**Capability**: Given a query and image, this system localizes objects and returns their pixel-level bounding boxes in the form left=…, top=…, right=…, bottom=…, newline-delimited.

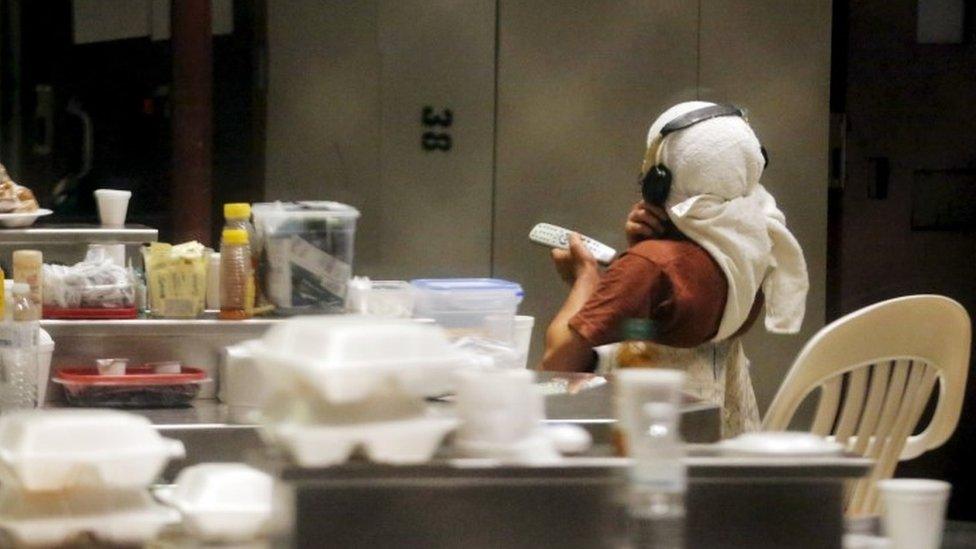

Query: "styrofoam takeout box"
left=271, top=415, right=459, bottom=467
left=164, top=463, right=274, bottom=543
left=251, top=316, right=473, bottom=404
left=0, top=487, right=179, bottom=546
left=0, top=410, right=185, bottom=491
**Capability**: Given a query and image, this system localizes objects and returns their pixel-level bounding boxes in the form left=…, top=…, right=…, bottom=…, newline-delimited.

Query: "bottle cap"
left=620, top=318, right=657, bottom=341
left=224, top=203, right=251, bottom=220
left=221, top=229, right=249, bottom=245
left=12, top=283, right=30, bottom=295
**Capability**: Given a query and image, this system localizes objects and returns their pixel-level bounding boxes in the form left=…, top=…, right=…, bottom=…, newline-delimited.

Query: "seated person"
left=541, top=101, right=809, bottom=437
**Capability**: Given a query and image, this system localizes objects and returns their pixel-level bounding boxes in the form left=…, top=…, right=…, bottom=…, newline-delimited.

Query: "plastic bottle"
left=617, top=370, right=686, bottom=549
left=12, top=250, right=42, bottom=320
left=219, top=229, right=253, bottom=320
left=613, top=318, right=665, bottom=456
left=616, top=318, right=664, bottom=369
left=224, top=203, right=263, bottom=307
left=0, top=283, right=38, bottom=412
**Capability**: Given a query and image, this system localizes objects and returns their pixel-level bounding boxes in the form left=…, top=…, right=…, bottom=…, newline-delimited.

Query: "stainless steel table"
left=0, top=223, right=157, bottom=269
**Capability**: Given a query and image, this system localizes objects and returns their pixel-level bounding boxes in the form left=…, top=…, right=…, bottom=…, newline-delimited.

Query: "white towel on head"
left=646, top=101, right=809, bottom=340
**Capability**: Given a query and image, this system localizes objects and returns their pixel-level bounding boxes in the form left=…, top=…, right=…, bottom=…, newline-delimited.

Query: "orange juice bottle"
left=613, top=318, right=663, bottom=455
left=616, top=318, right=663, bottom=368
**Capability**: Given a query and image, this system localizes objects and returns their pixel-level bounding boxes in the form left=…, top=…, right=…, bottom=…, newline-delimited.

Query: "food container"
left=162, top=463, right=274, bottom=543
left=250, top=316, right=472, bottom=405
left=411, top=278, right=524, bottom=343
left=252, top=201, right=359, bottom=315
left=271, top=415, right=458, bottom=467
left=0, top=410, right=185, bottom=491
left=0, top=487, right=179, bottom=546
left=54, top=366, right=208, bottom=408
left=43, top=282, right=137, bottom=319
left=144, top=242, right=209, bottom=318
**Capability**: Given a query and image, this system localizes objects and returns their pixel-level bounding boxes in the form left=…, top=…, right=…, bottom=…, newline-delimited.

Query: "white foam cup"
left=94, top=189, right=132, bottom=228
left=878, top=478, right=950, bottom=549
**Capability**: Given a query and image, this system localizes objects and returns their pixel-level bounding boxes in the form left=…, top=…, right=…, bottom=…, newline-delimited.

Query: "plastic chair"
left=763, top=295, right=970, bottom=516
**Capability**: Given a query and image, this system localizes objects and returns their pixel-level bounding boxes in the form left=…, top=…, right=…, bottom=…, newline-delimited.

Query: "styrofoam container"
left=251, top=316, right=473, bottom=404
left=166, top=463, right=273, bottom=543
left=0, top=410, right=185, bottom=491
left=271, top=415, right=459, bottom=467
left=0, top=487, right=179, bottom=546
left=411, top=278, right=523, bottom=343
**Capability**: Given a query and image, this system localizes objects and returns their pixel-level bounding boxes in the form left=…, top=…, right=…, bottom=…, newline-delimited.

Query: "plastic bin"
left=410, top=278, right=524, bottom=343
left=252, top=201, right=360, bottom=315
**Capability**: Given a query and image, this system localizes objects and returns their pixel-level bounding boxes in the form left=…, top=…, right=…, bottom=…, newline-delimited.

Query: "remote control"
left=529, top=223, right=617, bottom=265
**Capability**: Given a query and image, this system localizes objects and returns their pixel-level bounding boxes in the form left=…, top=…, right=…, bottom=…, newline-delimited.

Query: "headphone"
left=639, top=104, right=769, bottom=206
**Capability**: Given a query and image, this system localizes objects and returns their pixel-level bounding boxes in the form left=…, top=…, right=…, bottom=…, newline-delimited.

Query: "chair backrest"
left=763, top=295, right=970, bottom=516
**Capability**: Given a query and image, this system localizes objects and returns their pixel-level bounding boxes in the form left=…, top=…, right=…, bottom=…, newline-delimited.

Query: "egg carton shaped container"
left=0, top=410, right=185, bottom=492
left=251, top=316, right=474, bottom=405
left=270, top=414, right=459, bottom=468
left=162, top=463, right=274, bottom=543
left=0, top=487, right=179, bottom=547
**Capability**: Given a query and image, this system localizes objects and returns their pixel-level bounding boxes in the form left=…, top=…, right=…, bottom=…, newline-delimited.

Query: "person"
left=541, top=101, right=809, bottom=437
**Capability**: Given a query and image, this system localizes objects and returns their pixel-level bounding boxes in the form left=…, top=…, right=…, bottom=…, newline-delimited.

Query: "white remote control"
left=529, top=223, right=617, bottom=265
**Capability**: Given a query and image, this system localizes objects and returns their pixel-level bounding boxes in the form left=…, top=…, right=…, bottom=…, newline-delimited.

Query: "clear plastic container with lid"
left=252, top=201, right=359, bottom=314
left=410, top=278, right=524, bottom=343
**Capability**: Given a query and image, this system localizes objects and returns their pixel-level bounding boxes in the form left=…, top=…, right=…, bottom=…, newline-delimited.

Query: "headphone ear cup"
left=641, top=165, right=672, bottom=206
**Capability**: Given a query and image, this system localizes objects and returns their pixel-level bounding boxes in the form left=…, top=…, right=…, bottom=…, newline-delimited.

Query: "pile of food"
left=0, top=164, right=38, bottom=213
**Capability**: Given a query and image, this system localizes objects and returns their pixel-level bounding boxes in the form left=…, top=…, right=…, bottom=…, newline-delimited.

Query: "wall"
left=838, top=0, right=976, bottom=519
left=265, top=1, right=833, bottom=412
left=700, top=0, right=832, bottom=411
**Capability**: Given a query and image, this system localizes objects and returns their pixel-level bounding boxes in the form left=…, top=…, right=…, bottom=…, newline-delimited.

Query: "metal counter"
left=0, top=223, right=157, bottom=269
left=267, top=455, right=871, bottom=549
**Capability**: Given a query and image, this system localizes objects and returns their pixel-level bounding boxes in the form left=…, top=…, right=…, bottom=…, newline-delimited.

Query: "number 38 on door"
left=421, top=106, right=453, bottom=152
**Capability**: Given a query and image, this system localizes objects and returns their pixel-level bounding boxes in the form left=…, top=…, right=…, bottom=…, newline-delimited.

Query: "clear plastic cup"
left=94, top=189, right=132, bottom=228
left=878, top=478, right=950, bottom=549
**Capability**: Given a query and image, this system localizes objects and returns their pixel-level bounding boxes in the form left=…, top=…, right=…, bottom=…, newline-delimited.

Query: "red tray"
left=43, top=306, right=138, bottom=320
left=55, top=366, right=207, bottom=385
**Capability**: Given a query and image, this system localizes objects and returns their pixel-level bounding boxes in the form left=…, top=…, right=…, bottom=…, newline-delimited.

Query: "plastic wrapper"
left=144, top=241, right=209, bottom=318
left=42, top=248, right=134, bottom=310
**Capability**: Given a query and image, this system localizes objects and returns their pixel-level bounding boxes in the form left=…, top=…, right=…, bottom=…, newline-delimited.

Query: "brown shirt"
left=569, top=238, right=762, bottom=348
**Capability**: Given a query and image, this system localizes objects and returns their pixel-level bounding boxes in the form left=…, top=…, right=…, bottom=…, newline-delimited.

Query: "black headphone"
left=639, top=104, right=769, bottom=206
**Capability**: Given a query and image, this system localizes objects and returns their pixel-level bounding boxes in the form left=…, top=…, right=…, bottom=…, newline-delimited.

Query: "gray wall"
left=265, top=0, right=832, bottom=412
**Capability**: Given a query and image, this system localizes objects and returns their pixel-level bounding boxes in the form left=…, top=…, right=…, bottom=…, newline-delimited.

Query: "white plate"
left=0, top=209, right=52, bottom=228
left=719, top=431, right=844, bottom=457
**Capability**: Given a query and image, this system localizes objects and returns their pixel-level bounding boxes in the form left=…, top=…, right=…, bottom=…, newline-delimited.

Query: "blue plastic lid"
left=410, top=278, right=524, bottom=298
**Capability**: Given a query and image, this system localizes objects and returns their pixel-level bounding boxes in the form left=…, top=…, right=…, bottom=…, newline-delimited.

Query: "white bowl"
left=0, top=209, right=52, bottom=228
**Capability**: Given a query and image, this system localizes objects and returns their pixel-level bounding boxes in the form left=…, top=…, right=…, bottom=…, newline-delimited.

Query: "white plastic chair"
left=763, top=295, right=970, bottom=516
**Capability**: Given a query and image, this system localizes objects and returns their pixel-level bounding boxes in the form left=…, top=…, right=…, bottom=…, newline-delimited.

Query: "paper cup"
left=94, top=189, right=132, bottom=228
left=95, top=358, right=128, bottom=376
left=879, top=478, right=950, bottom=549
